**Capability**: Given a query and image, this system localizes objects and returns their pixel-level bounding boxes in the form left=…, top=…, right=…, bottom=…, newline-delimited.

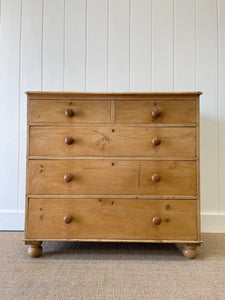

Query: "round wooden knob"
left=65, top=136, right=73, bottom=145
left=152, top=137, right=161, bottom=146
left=64, top=174, right=73, bottom=182
left=152, top=174, right=160, bottom=183
left=65, top=108, right=74, bottom=117
left=152, top=216, right=161, bottom=225
left=64, top=215, right=73, bottom=224
left=152, top=108, right=161, bottom=119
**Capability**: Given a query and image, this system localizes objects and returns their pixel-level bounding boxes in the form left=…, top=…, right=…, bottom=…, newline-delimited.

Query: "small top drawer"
left=115, top=100, right=196, bottom=124
left=29, top=100, right=111, bottom=123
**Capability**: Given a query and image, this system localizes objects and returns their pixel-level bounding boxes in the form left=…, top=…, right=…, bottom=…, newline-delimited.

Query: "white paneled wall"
left=0, top=0, right=225, bottom=232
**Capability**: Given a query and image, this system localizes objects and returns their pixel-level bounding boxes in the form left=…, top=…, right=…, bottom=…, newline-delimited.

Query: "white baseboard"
left=0, top=211, right=225, bottom=233
left=201, top=213, right=225, bottom=233
left=0, top=211, right=25, bottom=230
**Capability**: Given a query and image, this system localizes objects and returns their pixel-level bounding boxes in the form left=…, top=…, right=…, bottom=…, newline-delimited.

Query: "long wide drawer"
left=28, top=160, right=196, bottom=196
left=27, top=199, right=197, bottom=240
left=29, top=127, right=196, bottom=157
left=30, top=100, right=111, bottom=123
left=116, top=100, right=196, bottom=124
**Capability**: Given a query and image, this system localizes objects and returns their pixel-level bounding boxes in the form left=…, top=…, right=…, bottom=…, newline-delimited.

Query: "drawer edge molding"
left=24, top=238, right=202, bottom=244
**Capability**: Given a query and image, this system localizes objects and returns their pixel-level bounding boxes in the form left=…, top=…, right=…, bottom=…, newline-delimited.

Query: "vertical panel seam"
left=41, top=0, right=44, bottom=91
left=150, top=0, right=152, bottom=91
left=17, top=0, right=23, bottom=211
left=108, top=0, right=111, bottom=91
left=195, top=0, right=197, bottom=91
left=0, top=0, right=1, bottom=25
left=107, top=0, right=109, bottom=92
left=63, top=0, right=65, bottom=91
left=173, top=0, right=175, bottom=91
left=129, top=0, right=131, bottom=92
left=151, top=0, right=153, bottom=91
left=217, top=0, right=220, bottom=213
left=85, top=0, right=87, bottom=91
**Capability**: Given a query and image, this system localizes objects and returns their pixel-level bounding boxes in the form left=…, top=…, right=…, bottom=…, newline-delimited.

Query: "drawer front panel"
left=116, top=100, right=196, bottom=124
left=30, top=100, right=111, bottom=123
left=29, top=160, right=196, bottom=196
left=28, top=199, right=197, bottom=240
left=30, top=127, right=196, bottom=157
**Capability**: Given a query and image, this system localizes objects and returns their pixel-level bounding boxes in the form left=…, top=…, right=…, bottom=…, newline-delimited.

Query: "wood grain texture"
left=196, top=96, right=201, bottom=240
left=27, top=195, right=197, bottom=200
left=24, top=238, right=202, bottom=243
left=30, top=100, right=111, bottom=123
left=24, top=92, right=201, bottom=257
left=116, top=100, right=196, bottom=124
left=26, top=91, right=202, bottom=98
left=28, top=156, right=198, bottom=161
left=28, top=199, right=197, bottom=240
left=28, top=160, right=196, bottom=196
left=29, top=126, right=196, bottom=157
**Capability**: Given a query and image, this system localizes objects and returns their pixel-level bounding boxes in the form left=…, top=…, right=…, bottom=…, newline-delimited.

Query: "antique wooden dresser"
left=24, top=92, right=202, bottom=258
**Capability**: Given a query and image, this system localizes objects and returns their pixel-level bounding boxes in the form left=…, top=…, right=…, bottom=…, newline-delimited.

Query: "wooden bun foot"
left=182, top=244, right=198, bottom=259
left=27, top=242, right=42, bottom=258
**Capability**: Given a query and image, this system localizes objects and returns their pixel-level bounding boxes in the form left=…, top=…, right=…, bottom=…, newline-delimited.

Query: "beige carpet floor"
left=0, top=232, right=225, bottom=300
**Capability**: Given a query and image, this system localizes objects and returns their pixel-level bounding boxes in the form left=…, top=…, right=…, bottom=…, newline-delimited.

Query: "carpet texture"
left=0, top=232, right=225, bottom=300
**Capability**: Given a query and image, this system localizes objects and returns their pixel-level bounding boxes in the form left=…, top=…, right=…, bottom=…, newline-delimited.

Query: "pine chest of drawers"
left=24, top=92, right=202, bottom=258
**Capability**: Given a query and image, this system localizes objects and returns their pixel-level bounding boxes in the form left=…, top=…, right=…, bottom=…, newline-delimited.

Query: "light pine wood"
left=30, top=100, right=111, bottom=123
left=116, top=100, right=196, bottom=124
left=28, top=160, right=196, bottom=196
left=196, top=96, right=201, bottom=241
left=24, top=92, right=201, bottom=259
left=28, top=123, right=198, bottom=127
left=27, top=195, right=197, bottom=200
left=29, top=126, right=196, bottom=157
left=182, top=243, right=199, bottom=259
left=25, top=91, right=202, bottom=98
left=28, top=199, right=197, bottom=240
left=28, top=156, right=198, bottom=161
left=27, top=241, right=42, bottom=258
left=24, top=238, right=202, bottom=244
